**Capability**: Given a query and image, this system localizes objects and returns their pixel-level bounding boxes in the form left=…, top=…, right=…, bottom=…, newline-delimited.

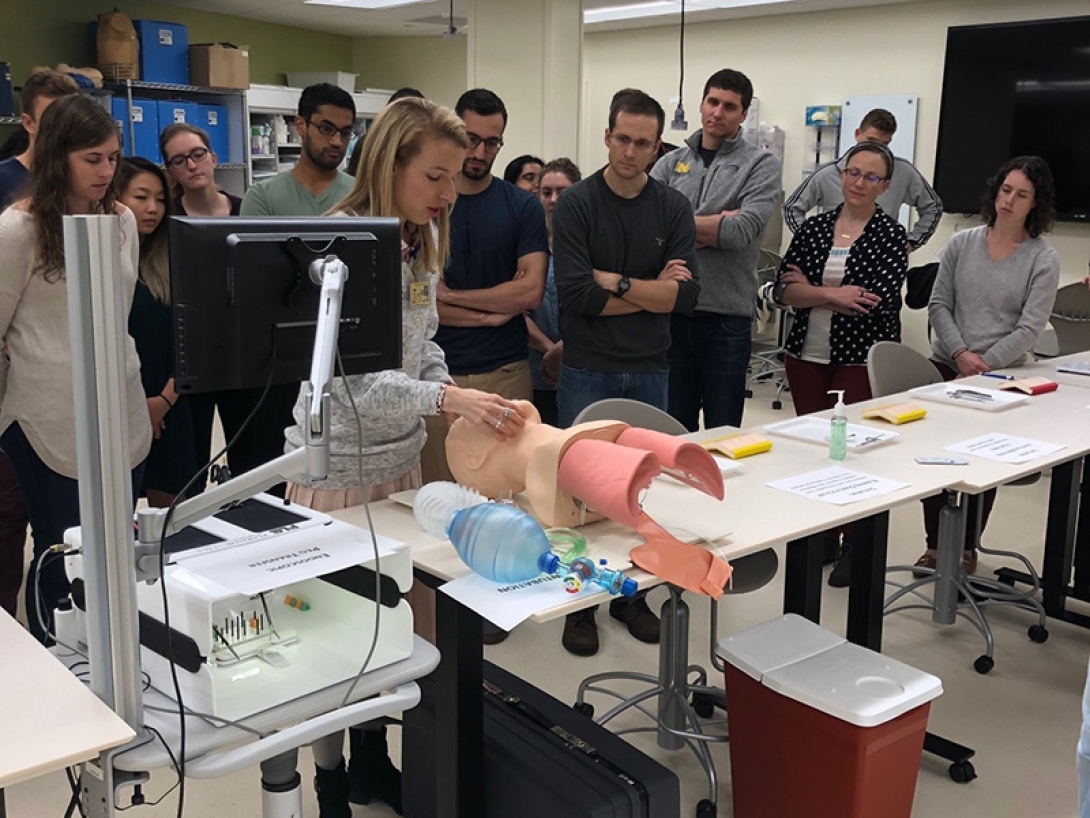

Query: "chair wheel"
left=949, top=761, right=977, bottom=784
left=772, top=400, right=783, bottom=410
left=696, top=798, right=717, bottom=818
left=572, top=701, right=594, bottom=719
left=973, top=655, right=994, bottom=674
left=1028, top=625, right=1049, bottom=643
left=692, top=694, right=716, bottom=719
left=745, top=389, right=753, bottom=398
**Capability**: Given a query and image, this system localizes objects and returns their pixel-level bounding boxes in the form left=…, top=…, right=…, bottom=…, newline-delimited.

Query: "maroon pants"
left=0, top=450, right=30, bottom=617
left=784, top=356, right=873, bottom=544
left=783, top=356, right=872, bottom=415
left=920, top=360, right=996, bottom=552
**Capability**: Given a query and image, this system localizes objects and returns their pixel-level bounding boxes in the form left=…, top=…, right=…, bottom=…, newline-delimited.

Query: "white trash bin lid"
left=717, top=614, right=942, bottom=728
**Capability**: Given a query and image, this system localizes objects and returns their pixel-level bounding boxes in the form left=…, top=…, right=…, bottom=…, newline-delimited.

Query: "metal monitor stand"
left=64, top=215, right=348, bottom=817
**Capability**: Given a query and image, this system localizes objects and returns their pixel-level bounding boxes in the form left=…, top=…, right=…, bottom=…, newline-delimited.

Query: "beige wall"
left=583, top=0, right=1090, bottom=353
left=352, top=36, right=467, bottom=110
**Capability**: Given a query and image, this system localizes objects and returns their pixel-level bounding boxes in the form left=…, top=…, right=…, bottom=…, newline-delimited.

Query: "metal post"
left=64, top=214, right=145, bottom=728
left=934, top=491, right=965, bottom=624
left=657, top=587, right=688, bottom=751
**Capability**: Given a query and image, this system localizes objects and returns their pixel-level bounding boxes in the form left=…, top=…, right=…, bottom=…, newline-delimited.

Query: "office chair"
left=867, top=342, right=1049, bottom=674
left=569, top=399, right=778, bottom=818
left=1048, top=283, right=1090, bottom=357
left=746, top=249, right=790, bottom=410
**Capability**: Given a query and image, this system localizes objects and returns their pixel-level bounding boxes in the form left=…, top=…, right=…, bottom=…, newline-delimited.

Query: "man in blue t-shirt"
left=420, top=89, right=549, bottom=485
left=0, top=70, right=78, bottom=618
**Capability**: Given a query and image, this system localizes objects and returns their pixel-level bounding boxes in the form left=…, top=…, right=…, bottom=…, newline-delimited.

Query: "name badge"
left=409, top=281, right=431, bottom=308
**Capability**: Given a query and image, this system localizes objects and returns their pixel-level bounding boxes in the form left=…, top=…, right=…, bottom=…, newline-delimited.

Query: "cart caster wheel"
left=572, top=701, right=594, bottom=719
left=745, top=389, right=753, bottom=399
left=692, top=695, right=716, bottom=719
left=696, top=798, right=717, bottom=818
left=973, top=655, right=994, bottom=674
left=772, top=400, right=783, bottom=410
left=1028, top=625, right=1049, bottom=643
left=949, top=761, right=976, bottom=784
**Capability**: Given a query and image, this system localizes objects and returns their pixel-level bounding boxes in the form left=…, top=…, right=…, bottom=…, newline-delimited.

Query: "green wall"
left=0, top=0, right=355, bottom=95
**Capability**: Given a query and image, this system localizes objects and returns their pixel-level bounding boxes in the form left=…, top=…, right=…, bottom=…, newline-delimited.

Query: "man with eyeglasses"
left=551, top=89, right=701, bottom=656
left=783, top=107, right=943, bottom=254
left=421, top=89, right=549, bottom=489
left=650, top=68, right=782, bottom=433
left=240, top=82, right=356, bottom=218
left=228, top=84, right=356, bottom=495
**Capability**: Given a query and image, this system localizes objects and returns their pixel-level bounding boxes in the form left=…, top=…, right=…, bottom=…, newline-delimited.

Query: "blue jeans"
left=1, top=422, right=144, bottom=644
left=557, top=365, right=668, bottom=429
left=667, top=313, right=752, bottom=432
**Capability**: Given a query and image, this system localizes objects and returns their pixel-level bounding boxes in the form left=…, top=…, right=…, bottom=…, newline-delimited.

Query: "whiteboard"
left=840, top=94, right=918, bottom=227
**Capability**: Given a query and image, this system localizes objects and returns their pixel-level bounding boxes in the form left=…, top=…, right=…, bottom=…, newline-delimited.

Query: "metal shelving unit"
left=103, top=79, right=251, bottom=196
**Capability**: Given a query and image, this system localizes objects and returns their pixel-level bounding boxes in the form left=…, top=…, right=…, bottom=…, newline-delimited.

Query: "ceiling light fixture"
left=304, top=0, right=430, bottom=9
left=584, top=0, right=794, bottom=25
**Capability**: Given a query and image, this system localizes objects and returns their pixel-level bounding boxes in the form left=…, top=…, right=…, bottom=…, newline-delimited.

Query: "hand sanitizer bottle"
left=828, top=390, right=847, bottom=462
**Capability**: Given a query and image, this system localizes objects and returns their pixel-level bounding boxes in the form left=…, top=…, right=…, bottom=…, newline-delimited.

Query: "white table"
left=0, top=609, right=135, bottom=817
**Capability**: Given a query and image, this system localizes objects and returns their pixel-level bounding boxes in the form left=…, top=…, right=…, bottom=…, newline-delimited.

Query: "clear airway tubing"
left=412, top=482, right=637, bottom=597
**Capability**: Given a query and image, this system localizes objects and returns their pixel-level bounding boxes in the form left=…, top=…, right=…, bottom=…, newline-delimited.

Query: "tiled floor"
left=7, top=379, right=1090, bottom=817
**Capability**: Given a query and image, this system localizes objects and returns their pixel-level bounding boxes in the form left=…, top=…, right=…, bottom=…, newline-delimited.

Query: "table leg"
left=0, top=787, right=6, bottom=818
left=1044, top=458, right=1081, bottom=617
left=1071, top=459, right=1090, bottom=602
left=433, top=586, right=484, bottom=818
left=846, top=512, right=889, bottom=652
left=783, top=533, right=825, bottom=624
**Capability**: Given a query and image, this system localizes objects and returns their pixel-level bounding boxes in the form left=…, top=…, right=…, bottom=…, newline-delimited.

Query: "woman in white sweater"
left=0, top=95, right=151, bottom=643
left=286, top=97, right=525, bottom=818
left=918, top=155, right=1060, bottom=574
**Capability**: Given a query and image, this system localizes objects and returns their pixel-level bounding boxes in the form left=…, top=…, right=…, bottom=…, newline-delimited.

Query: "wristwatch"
left=614, top=275, right=631, bottom=298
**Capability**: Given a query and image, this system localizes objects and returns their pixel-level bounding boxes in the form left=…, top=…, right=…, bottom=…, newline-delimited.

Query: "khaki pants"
left=420, top=359, right=533, bottom=483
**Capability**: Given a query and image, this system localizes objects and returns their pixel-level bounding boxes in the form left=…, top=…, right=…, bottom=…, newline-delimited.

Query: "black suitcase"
left=403, top=660, right=680, bottom=818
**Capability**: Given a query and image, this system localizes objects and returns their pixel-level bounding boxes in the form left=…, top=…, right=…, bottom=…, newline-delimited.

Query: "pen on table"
left=981, top=372, right=1015, bottom=381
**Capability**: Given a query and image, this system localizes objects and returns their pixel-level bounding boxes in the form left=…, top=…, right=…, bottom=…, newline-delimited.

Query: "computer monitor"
left=168, top=217, right=402, bottom=395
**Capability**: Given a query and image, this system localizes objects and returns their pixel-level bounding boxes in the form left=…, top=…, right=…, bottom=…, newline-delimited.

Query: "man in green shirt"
left=227, top=83, right=356, bottom=493
left=241, top=82, right=356, bottom=217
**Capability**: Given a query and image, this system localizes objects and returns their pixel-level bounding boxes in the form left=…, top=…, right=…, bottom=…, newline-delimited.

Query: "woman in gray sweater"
left=918, top=156, right=1060, bottom=575
left=285, top=97, right=526, bottom=818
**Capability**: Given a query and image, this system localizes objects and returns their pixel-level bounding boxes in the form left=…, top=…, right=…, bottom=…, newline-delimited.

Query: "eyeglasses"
left=166, top=147, right=211, bottom=168
left=608, top=133, right=657, bottom=152
left=465, top=132, right=504, bottom=153
left=841, top=167, right=888, bottom=185
left=306, top=119, right=354, bottom=141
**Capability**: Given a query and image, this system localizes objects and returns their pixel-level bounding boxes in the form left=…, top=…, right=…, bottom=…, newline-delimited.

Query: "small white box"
left=286, top=71, right=357, bottom=93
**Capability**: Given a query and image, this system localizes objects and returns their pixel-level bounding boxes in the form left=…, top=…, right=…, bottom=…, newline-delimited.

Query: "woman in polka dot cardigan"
left=773, top=141, right=909, bottom=585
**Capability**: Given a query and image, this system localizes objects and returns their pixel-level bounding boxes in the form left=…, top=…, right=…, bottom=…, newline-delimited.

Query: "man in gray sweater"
left=651, top=69, right=782, bottom=430
left=783, top=108, right=943, bottom=253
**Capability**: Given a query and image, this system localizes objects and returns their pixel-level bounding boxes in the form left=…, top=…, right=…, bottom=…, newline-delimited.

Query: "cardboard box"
left=134, top=20, right=189, bottom=85
left=96, top=12, right=139, bottom=81
left=189, top=43, right=250, bottom=90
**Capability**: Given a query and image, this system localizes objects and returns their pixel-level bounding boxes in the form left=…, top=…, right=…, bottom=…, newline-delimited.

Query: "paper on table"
left=440, top=572, right=589, bottom=630
left=767, top=467, right=910, bottom=506
left=178, top=528, right=403, bottom=596
left=944, top=433, right=1065, bottom=464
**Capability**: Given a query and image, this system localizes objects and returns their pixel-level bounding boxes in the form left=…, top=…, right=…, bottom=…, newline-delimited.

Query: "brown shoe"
left=562, top=607, right=599, bottom=656
left=609, top=595, right=660, bottom=644
left=962, top=550, right=978, bottom=575
left=912, top=551, right=937, bottom=578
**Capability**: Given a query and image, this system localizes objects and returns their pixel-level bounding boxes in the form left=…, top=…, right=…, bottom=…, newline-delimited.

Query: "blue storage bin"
left=0, top=62, right=13, bottom=116
left=198, top=104, right=230, bottom=163
left=157, top=100, right=199, bottom=135
left=111, top=97, right=160, bottom=161
left=133, top=20, right=189, bottom=85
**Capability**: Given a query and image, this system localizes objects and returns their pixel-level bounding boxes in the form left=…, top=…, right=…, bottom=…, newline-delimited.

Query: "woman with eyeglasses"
left=159, top=122, right=242, bottom=217
left=503, top=153, right=544, bottom=194
left=773, top=140, right=908, bottom=587
left=917, top=156, right=1059, bottom=577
